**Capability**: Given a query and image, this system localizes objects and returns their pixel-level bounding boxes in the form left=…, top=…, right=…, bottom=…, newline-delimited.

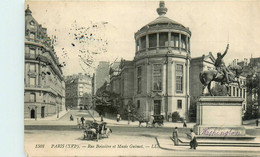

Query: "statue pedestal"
left=194, top=97, right=246, bottom=138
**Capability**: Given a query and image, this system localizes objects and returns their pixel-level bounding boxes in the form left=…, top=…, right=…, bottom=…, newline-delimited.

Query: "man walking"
left=172, top=127, right=179, bottom=145
left=80, top=116, right=85, bottom=126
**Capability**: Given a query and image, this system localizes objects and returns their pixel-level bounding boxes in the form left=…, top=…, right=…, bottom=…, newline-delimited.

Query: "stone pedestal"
left=194, top=97, right=246, bottom=137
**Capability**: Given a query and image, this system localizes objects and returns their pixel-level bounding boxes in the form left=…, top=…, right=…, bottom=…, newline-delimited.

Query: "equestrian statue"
left=199, top=44, right=243, bottom=96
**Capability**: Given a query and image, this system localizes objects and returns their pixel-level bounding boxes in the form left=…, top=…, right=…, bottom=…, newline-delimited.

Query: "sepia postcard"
left=24, top=1, right=260, bottom=156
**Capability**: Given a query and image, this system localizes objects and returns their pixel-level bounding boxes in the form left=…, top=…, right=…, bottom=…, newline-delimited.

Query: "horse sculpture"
left=199, top=65, right=243, bottom=96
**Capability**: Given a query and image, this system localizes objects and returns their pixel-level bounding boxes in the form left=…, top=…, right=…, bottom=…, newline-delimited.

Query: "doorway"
left=30, top=109, right=35, bottom=119
left=154, top=100, right=161, bottom=115
left=41, top=106, right=45, bottom=118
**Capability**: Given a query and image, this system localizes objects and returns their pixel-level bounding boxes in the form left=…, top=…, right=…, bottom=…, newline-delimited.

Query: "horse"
left=199, top=65, right=243, bottom=96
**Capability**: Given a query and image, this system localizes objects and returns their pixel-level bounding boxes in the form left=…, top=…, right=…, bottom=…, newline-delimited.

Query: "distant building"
left=24, top=5, right=65, bottom=119
left=190, top=52, right=216, bottom=106
left=93, top=61, right=110, bottom=94
left=232, top=57, right=260, bottom=115
left=65, top=73, right=92, bottom=109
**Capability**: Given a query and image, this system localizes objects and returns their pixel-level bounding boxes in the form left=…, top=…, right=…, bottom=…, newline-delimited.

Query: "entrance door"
left=154, top=100, right=161, bottom=115
left=30, top=109, right=35, bottom=119
left=41, top=106, right=45, bottom=118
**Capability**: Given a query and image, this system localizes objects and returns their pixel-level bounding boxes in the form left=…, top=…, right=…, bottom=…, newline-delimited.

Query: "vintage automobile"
left=83, top=121, right=112, bottom=141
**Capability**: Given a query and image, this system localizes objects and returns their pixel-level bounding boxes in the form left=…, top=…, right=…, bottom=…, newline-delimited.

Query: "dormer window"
left=30, top=21, right=35, bottom=26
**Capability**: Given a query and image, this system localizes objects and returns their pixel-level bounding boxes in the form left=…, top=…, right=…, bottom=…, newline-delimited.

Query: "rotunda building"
left=133, top=1, right=191, bottom=119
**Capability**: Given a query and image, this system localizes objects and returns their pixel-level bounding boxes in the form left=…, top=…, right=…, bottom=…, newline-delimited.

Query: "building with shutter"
left=24, top=5, right=65, bottom=119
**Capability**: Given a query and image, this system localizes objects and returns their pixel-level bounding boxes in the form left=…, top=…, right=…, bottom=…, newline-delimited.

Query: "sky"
left=25, top=1, right=260, bottom=76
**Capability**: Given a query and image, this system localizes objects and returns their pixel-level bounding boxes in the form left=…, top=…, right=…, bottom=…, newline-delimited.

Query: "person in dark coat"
left=101, top=114, right=103, bottom=122
left=80, top=116, right=85, bottom=125
left=172, top=127, right=179, bottom=145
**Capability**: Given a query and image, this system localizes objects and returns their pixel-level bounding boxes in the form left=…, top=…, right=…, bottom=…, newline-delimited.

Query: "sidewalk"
left=24, top=109, right=69, bottom=121
left=156, top=136, right=260, bottom=152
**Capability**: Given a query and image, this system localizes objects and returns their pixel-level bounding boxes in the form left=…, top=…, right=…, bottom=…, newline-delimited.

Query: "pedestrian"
left=172, top=127, right=179, bottom=145
left=81, top=116, right=85, bottom=126
left=117, top=114, right=120, bottom=122
left=101, top=114, right=103, bottom=122
left=256, top=119, right=259, bottom=127
left=77, top=118, right=80, bottom=128
left=70, top=114, right=74, bottom=121
left=188, top=129, right=198, bottom=150
left=183, top=119, right=187, bottom=128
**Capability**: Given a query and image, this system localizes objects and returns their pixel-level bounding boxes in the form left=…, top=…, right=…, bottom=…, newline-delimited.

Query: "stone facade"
left=24, top=5, right=65, bottom=119
left=65, top=73, right=92, bottom=109
left=109, top=2, right=191, bottom=120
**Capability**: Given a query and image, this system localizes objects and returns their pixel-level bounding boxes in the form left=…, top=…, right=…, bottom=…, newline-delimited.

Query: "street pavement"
left=24, top=109, right=260, bottom=156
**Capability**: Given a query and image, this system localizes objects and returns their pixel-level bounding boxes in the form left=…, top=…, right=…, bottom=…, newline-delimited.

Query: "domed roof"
left=136, top=1, right=189, bottom=36
left=145, top=15, right=185, bottom=28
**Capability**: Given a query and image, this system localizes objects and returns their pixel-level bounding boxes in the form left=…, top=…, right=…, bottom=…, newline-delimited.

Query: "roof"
left=136, top=1, right=190, bottom=37
left=144, top=15, right=185, bottom=28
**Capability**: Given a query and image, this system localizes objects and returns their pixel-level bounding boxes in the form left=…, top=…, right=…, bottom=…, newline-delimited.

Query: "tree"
left=246, top=73, right=260, bottom=120
left=172, top=112, right=181, bottom=122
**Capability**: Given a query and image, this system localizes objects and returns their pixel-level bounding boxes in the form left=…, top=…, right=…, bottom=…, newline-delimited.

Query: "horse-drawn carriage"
left=134, top=114, right=164, bottom=127
left=83, top=121, right=112, bottom=141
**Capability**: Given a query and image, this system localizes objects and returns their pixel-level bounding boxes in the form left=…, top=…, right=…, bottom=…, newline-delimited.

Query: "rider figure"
left=214, top=44, right=230, bottom=84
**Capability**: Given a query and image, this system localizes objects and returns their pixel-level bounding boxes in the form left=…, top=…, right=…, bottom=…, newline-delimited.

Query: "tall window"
left=153, top=64, right=162, bottom=91
left=177, top=100, right=182, bottom=109
left=137, top=100, right=140, bottom=109
left=30, top=93, right=36, bottom=102
left=171, top=33, right=179, bottom=48
left=243, top=89, right=246, bottom=98
left=29, top=49, right=36, bottom=58
left=29, top=64, right=36, bottom=72
left=181, top=34, right=186, bottom=50
left=176, top=64, right=183, bottom=93
left=233, top=87, right=235, bottom=96
left=229, top=86, right=232, bottom=96
left=30, top=77, right=36, bottom=86
left=149, top=33, right=157, bottom=48
left=140, top=36, right=146, bottom=50
left=137, top=67, right=142, bottom=93
left=237, top=88, right=239, bottom=97
left=240, top=89, right=242, bottom=98
left=159, top=32, right=168, bottom=47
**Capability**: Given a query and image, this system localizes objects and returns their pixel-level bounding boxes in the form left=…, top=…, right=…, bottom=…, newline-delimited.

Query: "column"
left=138, top=39, right=141, bottom=52
left=135, top=40, right=138, bottom=53
left=146, top=35, right=149, bottom=51
left=185, top=35, right=188, bottom=52
left=168, top=32, right=171, bottom=48
left=156, top=33, right=159, bottom=52
left=188, top=37, right=190, bottom=52
left=179, top=33, right=181, bottom=51
left=186, top=60, right=190, bottom=120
